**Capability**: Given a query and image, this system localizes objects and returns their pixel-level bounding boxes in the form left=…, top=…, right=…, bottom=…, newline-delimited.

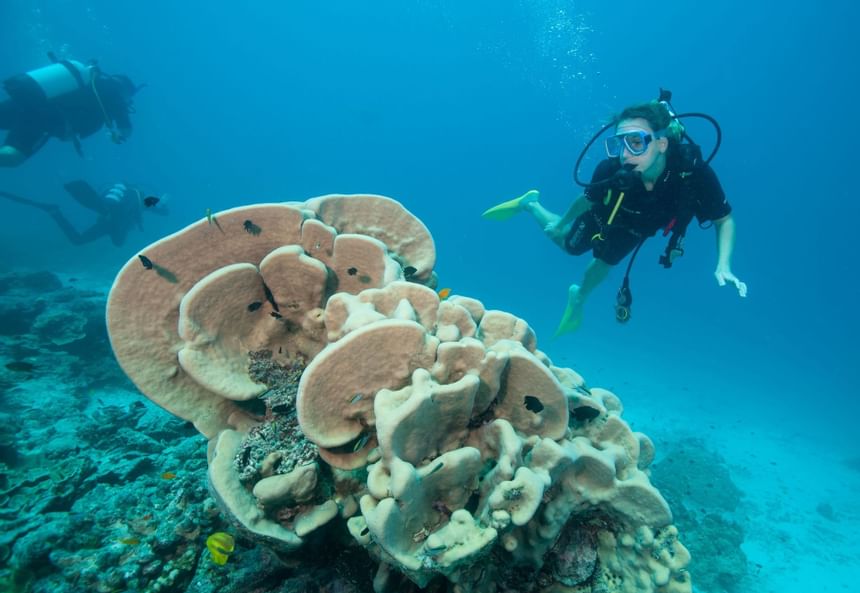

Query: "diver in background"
left=0, top=181, right=168, bottom=247
left=0, top=55, right=140, bottom=167
left=483, top=99, right=746, bottom=334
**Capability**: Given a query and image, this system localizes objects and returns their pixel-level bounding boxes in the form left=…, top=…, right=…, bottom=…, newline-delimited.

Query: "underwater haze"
left=1, top=1, right=858, bottom=593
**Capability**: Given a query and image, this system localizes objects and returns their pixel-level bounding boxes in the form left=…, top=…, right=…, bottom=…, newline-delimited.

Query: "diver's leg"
left=523, top=200, right=561, bottom=229
left=481, top=189, right=541, bottom=221
left=0, top=103, right=15, bottom=166
left=108, top=224, right=129, bottom=247
left=522, top=200, right=571, bottom=247
left=482, top=189, right=573, bottom=249
left=0, top=99, right=15, bottom=130
left=0, top=110, right=50, bottom=167
left=63, top=180, right=109, bottom=213
left=0, top=190, right=56, bottom=209
left=74, top=223, right=111, bottom=245
left=45, top=210, right=106, bottom=246
left=554, top=258, right=613, bottom=336
left=0, top=145, right=26, bottom=168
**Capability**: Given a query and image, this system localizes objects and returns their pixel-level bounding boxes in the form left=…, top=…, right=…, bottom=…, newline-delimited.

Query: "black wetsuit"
left=0, top=72, right=132, bottom=159
left=50, top=181, right=144, bottom=247
left=564, top=147, right=732, bottom=265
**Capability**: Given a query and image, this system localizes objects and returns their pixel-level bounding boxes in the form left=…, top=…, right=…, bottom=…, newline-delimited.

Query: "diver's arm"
left=107, top=90, right=133, bottom=143
left=112, top=116, right=132, bottom=144
left=713, top=214, right=747, bottom=297
left=0, top=146, right=27, bottom=168
left=46, top=209, right=107, bottom=246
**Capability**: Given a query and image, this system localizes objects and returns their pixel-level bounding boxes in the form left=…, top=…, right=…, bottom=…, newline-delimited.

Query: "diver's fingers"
left=735, top=280, right=748, bottom=298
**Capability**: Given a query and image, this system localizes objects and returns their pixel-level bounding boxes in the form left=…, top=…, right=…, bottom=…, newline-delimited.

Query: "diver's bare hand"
left=544, top=220, right=567, bottom=243
left=715, top=266, right=748, bottom=298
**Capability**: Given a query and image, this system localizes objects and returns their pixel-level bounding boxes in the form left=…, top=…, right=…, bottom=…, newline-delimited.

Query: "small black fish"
left=347, top=267, right=358, bottom=276
left=403, top=266, right=417, bottom=279
left=270, top=311, right=282, bottom=319
left=571, top=406, right=600, bottom=423
left=247, top=301, right=262, bottom=312
left=5, top=361, right=36, bottom=373
left=143, top=196, right=160, bottom=208
left=138, top=254, right=154, bottom=270
left=523, top=395, right=544, bottom=413
left=243, top=220, right=262, bottom=236
left=262, top=282, right=279, bottom=312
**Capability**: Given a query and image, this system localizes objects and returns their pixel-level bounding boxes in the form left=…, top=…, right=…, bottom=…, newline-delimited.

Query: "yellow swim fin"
left=481, top=189, right=539, bottom=221
left=553, top=285, right=586, bottom=337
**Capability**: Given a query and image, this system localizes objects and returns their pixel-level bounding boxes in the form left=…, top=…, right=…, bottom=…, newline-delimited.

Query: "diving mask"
left=605, top=129, right=663, bottom=158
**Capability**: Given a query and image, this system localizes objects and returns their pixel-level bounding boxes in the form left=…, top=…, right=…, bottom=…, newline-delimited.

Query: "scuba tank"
left=3, top=56, right=93, bottom=107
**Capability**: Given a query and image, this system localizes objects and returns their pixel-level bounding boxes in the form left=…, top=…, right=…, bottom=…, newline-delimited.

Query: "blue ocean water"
left=1, top=1, right=858, bottom=592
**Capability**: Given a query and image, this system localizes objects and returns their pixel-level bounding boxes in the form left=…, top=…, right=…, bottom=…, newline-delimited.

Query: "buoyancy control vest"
left=658, top=142, right=705, bottom=268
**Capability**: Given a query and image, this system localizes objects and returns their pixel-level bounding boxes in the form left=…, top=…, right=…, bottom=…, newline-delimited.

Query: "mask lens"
left=623, top=132, right=648, bottom=154
left=605, top=130, right=652, bottom=158
left=606, top=130, right=653, bottom=158
left=605, top=135, right=624, bottom=157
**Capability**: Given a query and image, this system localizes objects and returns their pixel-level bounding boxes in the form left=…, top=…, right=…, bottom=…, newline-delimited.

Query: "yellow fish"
left=437, top=287, right=452, bottom=300
left=118, top=537, right=140, bottom=545
left=206, top=532, right=235, bottom=565
left=161, top=471, right=177, bottom=480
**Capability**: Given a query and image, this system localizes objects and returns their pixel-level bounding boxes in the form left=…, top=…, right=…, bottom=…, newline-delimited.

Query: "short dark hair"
left=613, top=101, right=682, bottom=142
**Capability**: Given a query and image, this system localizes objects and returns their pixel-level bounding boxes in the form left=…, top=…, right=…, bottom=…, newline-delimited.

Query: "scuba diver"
left=0, top=54, right=141, bottom=167
left=0, top=181, right=168, bottom=247
left=482, top=91, right=747, bottom=335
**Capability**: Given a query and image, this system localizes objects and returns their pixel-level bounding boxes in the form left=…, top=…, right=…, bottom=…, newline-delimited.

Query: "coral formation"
left=105, top=194, right=693, bottom=592
left=650, top=438, right=748, bottom=593
left=0, top=395, right=217, bottom=593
